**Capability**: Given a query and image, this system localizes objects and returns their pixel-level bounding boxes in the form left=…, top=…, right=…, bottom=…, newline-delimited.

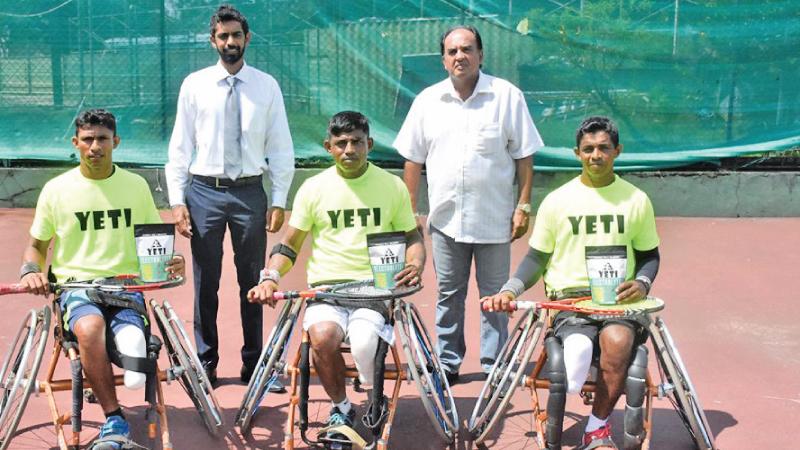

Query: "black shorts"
left=551, top=311, right=649, bottom=357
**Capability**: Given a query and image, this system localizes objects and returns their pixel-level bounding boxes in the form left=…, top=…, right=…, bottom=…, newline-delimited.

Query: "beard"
left=218, top=45, right=245, bottom=65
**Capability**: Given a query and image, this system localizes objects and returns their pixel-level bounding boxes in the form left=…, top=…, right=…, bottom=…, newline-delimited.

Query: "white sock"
left=333, top=398, right=352, bottom=415
left=585, top=413, right=609, bottom=433
left=563, top=334, right=593, bottom=395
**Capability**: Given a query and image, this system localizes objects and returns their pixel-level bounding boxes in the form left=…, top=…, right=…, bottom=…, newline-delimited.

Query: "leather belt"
left=193, top=174, right=262, bottom=188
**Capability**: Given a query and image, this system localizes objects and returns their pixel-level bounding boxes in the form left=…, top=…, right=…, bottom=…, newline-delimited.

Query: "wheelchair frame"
left=235, top=296, right=458, bottom=449
left=469, top=305, right=716, bottom=450
left=0, top=294, right=223, bottom=450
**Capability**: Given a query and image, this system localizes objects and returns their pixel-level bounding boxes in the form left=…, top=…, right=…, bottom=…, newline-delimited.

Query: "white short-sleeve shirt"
left=393, top=72, right=544, bottom=243
left=165, top=61, right=295, bottom=207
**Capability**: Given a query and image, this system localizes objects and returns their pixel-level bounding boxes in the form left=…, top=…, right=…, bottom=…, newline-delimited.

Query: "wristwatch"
left=516, top=203, right=532, bottom=214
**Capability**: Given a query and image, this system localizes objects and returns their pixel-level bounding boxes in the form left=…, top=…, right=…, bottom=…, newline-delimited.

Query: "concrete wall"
left=1, top=167, right=798, bottom=217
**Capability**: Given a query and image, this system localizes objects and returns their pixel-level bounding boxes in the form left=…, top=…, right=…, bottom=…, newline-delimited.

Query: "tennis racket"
left=0, top=274, right=185, bottom=296
left=272, top=279, right=421, bottom=303
left=482, top=296, right=664, bottom=318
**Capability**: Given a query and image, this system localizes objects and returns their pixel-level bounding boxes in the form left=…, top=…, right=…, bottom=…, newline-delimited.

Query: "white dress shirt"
left=165, top=61, right=295, bottom=207
left=393, top=72, right=544, bottom=243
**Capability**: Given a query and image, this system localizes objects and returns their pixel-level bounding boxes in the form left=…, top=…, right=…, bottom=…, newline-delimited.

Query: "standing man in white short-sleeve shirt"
left=393, top=25, right=544, bottom=381
left=165, top=4, right=294, bottom=386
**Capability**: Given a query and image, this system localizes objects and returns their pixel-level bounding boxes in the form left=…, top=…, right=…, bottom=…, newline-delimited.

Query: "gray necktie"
left=223, top=75, right=242, bottom=180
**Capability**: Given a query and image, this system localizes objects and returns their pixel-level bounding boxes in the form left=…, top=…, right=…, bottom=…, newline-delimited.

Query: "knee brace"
left=563, top=333, right=594, bottom=395
left=544, top=336, right=567, bottom=450
left=348, top=326, right=380, bottom=387
left=624, top=344, right=649, bottom=449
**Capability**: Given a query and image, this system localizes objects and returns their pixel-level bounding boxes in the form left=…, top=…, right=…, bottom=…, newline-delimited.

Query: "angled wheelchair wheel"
left=151, top=299, right=223, bottom=436
left=395, top=301, right=458, bottom=443
left=468, top=308, right=544, bottom=444
left=0, top=307, right=50, bottom=450
left=235, top=298, right=302, bottom=433
left=650, top=316, right=716, bottom=450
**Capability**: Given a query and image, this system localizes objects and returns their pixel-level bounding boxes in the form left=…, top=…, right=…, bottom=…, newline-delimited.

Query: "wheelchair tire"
left=151, top=299, right=223, bottom=436
left=650, top=316, right=716, bottom=450
left=235, top=298, right=302, bottom=433
left=468, top=308, right=544, bottom=444
left=395, top=301, right=458, bottom=443
left=0, top=307, right=50, bottom=450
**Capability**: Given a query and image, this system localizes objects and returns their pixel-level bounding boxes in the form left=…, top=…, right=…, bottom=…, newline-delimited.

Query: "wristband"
left=258, top=268, right=281, bottom=285
left=20, top=262, right=42, bottom=280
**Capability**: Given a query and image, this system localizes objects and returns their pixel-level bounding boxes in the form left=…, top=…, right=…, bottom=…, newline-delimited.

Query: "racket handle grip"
left=512, top=301, right=536, bottom=310
left=271, top=291, right=297, bottom=301
left=0, top=284, right=31, bottom=295
left=481, top=299, right=534, bottom=312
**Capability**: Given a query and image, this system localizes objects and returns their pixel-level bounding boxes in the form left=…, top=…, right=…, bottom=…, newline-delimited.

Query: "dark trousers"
left=186, top=179, right=266, bottom=369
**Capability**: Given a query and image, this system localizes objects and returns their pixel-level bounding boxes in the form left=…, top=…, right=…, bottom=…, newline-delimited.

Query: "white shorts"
left=302, top=303, right=394, bottom=344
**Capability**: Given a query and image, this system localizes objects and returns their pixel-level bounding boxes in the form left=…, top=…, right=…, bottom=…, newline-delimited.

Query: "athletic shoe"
left=581, top=424, right=618, bottom=449
left=92, top=415, right=131, bottom=450
left=323, top=405, right=357, bottom=447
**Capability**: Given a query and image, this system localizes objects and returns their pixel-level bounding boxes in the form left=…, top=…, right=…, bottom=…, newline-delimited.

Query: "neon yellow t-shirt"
left=289, top=164, right=417, bottom=285
left=529, top=175, right=659, bottom=295
left=30, top=166, right=162, bottom=283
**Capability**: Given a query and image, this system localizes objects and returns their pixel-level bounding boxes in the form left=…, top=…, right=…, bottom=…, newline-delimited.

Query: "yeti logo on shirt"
left=568, top=215, right=625, bottom=235
left=74, top=209, right=132, bottom=231
left=327, top=208, right=381, bottom=228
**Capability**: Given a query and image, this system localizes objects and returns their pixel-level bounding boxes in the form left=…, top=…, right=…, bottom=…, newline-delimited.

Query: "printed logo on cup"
left=585, top=245, right=627, bottom=305
left=134, top=224, right=175, bottom=283
left=367, top=231, right=406, bottom=290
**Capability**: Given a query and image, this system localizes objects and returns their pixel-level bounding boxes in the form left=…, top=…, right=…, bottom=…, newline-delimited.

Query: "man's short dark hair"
left=576, top=116, right=619, bottom=148
left=210, top=4, right=249, bottom=37
left=327, top=111, right=370, bottom=137
left=75, top=109, right=116, bottom=136
left=439, top=25, right=483, bottom=55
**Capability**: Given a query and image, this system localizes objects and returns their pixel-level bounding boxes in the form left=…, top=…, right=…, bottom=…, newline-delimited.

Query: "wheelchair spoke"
left=0, top=307, right=50, bottom=450
left=469, top=309, right=543, bottom=445
left=151, top=300, right=223, bottom=436
left=651, top=317, right=715, bottom=450
left=236, top=298, right=300, bottom=433
left=396, top=301, right=458, bottom=443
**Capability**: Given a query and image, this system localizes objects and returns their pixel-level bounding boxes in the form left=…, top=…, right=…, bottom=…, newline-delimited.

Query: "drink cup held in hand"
left=585, top=245, right=627, bottom=305
left=367, top=231, right=406, bottom=290
left=134, top=224, right=175, bottom=283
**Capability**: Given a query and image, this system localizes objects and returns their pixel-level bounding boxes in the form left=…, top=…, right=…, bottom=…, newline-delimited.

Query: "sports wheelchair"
left=0, top=276, right=223, bottom=449
left=234, top=280, right=459, bottom=449
left=468, top=296, right=716, bottom=450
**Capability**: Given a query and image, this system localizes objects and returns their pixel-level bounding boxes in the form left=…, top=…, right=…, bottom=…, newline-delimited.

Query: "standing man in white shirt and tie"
left=165, top=4, right=294, bottom=387
left=393, top=25, right=543, bottom=383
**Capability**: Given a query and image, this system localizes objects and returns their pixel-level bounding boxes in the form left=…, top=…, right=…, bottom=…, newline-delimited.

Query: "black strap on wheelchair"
left=298, top=340, right=312, bottom=438
left=86, top=290, right=148, bottom=316
left=82, top=290, right=157, bottom=375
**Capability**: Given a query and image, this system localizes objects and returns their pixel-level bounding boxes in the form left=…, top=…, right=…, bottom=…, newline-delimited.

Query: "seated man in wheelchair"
left=248, top=111, right=424, bottom=444
left=482, top=116, right=660, bottom=450
left=18, top=109, right=185, bottom=450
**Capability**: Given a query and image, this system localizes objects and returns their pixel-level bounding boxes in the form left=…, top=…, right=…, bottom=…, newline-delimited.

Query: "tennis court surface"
left=0, top=208, right=797, bottom=449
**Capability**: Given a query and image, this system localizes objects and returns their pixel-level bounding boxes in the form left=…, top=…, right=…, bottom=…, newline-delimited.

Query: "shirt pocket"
left=243, top=100, right=269, bottom=135
left=472, top=123, right=502, bottom=154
